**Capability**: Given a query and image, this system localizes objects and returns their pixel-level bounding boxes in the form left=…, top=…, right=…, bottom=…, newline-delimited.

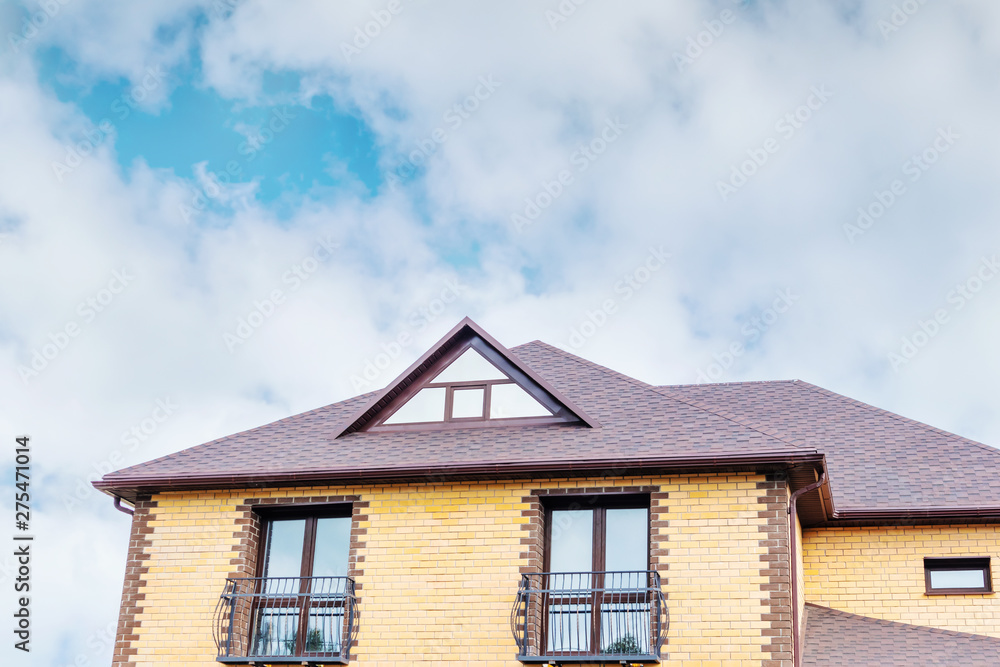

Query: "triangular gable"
left=336, top=317, right=598, bottom=435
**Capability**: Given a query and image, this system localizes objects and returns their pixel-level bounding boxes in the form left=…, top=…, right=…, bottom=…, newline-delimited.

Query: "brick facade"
left=112, top=495, right=156, bottom=667
left=802, top=524, right=1000, bottom=638
left=660, top=474, right=790, bottom=665
left=111, top=473, right=792, bottom=666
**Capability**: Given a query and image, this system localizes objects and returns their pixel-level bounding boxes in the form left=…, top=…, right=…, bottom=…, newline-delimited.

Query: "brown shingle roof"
left=803, top=603, right=1000, bottom=666
left=663, top=380, right=1000, bottom=515
left=95, top=340, right=817, bottom=499
left=95, top=334, right=1000, bottom=517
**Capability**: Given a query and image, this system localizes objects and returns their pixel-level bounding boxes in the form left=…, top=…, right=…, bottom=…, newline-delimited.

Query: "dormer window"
left=381, top=347, right=554, bottom=426
left=338, top=318, right=597, bottom=435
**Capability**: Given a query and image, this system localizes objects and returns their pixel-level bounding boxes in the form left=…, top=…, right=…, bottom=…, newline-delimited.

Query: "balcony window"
left=215, top=506, right=359, bottom=664
left=512, top=495, right=666, bottom=663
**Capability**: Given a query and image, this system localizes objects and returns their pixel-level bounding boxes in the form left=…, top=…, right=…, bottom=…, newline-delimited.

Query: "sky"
left=1, top=0, right=999, bottom=664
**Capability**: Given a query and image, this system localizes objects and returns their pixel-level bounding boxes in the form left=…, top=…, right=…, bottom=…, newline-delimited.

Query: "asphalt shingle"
left=663, top=380, right=1000, bottom=512
left=97, top=340, right=1000, bottom=515
left=803, top=603, right=1000, bottom=666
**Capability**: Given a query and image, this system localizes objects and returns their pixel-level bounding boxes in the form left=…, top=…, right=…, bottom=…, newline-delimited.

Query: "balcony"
left=214, top=576, right=359, bottom=665
left=511, top=571, right=667, bottom=664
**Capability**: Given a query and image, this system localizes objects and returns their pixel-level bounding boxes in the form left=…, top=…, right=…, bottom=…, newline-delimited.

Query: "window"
left=340, top=325, right=597, bottom=435
left=924, top=557, right=992, bottom=595
left=547, top=499, right=649, bottom=573
left=542, top=496, right=653, bottom=656
left=253, top=507, right=352, bottom=657
left=378, top=345, right=557, bottom=427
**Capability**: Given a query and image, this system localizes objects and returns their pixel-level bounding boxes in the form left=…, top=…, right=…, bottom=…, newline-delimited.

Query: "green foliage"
left=604, top=635, right=641, bottom=654
left=305, top=628, right=327, bottom=651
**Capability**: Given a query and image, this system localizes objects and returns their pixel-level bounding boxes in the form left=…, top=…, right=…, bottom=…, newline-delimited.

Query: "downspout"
left=113, top=496, right=134, bottom=516
left=788, top=471, right=826, bottom=667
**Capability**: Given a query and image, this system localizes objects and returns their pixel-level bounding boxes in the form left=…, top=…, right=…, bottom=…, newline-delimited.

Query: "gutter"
left=832, top=506, right=1000, bottom=520
left=113, top=496, right=134, bottom=516
left=789, top=471, right=826, bottom=667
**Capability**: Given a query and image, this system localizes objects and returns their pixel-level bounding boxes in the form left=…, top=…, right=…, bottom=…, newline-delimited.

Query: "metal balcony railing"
left=213, top=576, right=359, bottom=665
left=511, top=571, right=667, bottom=663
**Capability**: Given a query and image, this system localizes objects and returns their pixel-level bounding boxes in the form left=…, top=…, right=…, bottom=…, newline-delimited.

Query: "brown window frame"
left=257, top=504, right=354, bottom=579
left=541, top=494, right=651, bottom=656
left=254, top=504, right=354, bottom=657
left=368, top=337, right=580, bottom=431
left=542, top=494, right=651, bottom=572
left=923, top=557, right=993, bottom=595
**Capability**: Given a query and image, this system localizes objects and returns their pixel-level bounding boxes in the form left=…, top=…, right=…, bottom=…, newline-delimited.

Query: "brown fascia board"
left=828, top=507, right=1000, bottom=522
left=802, top=489, right=1000, bottom=526
left=334, top=317, right=600, bottom=435
left=92, top=450, right=826, bottom=502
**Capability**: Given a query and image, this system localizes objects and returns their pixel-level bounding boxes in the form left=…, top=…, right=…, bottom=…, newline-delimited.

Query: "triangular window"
left=430, top=348, right=508, bottom=383
left=338, top=318, right=598, bottom=435
left=381, top=346, right=554, bottom=426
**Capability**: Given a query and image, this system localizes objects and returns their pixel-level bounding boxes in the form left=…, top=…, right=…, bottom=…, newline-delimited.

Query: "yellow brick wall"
left=121, top=474, right=782, bottom=666
left=801, top=524, right=1000, bottom=636
left=659, top=474, right=785, bottom=665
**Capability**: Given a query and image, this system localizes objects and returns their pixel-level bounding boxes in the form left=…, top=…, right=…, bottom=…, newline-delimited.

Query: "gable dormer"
left=337, top=317, right=597, bottom=435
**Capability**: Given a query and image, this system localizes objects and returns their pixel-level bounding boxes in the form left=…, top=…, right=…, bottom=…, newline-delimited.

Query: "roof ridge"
left=522, top=341, right=813, bottom=454
left=804, top=603, right=1000, bottom=642
left=653, top=384, right=814, bottom=453
left=663, top=379, right=801, bottom=388
left=514, top=341, right=654, bottom=387
left=794, top=381, right=1000, bottom=457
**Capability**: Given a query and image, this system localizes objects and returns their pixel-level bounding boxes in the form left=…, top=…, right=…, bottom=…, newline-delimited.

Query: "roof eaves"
left=829, top=506, right=1000, bottom=522
left=94, top=450, right=826, bottom=501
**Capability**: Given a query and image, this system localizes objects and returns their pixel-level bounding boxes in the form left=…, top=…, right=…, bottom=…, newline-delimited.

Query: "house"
left=95, top=317, right=1000, bottom=666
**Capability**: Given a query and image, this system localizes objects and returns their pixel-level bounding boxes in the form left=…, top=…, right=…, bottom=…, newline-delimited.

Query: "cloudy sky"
left=2, top=0, right=999, bottom=663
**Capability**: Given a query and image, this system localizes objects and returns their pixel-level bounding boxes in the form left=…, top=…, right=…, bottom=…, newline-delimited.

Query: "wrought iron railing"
left=511, top=571, right=667, bottom=663
left=214, top=576, right=359, bottom=664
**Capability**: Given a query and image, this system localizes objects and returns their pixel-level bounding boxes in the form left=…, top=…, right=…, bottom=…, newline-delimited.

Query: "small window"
left=375, top=345, right=555, bottom=427
left=431, top=347, right=507, bottom=382
left=383, top=387, right=446, bottom=424
left=924, top=557, right=992, bottom=595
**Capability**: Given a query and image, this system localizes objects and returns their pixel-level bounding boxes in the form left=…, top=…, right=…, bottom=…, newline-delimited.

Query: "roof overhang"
left=816, top=505, right=1000, bottom=526
left=94, top=450, right=826, bottom=504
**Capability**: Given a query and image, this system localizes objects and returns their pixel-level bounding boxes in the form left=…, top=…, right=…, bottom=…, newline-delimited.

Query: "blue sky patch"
left=37, top=47, right=383, bottom=205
